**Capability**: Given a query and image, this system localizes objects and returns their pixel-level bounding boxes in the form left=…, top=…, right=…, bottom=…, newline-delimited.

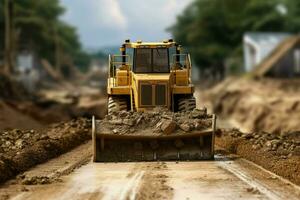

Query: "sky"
left=61, top=0, right=193, bottom=49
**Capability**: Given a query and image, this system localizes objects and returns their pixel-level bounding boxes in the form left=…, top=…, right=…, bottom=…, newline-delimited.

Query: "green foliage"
left=0, top=0, right=91, bottom=70
left=170, top=0, right=300, bottom=75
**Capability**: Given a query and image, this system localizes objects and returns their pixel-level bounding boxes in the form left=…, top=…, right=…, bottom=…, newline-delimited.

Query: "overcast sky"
left=61, top=0, right=193, bottom=49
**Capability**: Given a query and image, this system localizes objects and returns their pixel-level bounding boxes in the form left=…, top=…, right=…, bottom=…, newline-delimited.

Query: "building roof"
left=252, top=36, right=300, bottom=77
left=244, top=32, right=291, bottom=46
left=243, top=33, right=291, bottom=70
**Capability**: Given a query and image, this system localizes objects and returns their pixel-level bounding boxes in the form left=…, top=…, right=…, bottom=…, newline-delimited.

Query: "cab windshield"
left=134, top=48, right=169, bottom=73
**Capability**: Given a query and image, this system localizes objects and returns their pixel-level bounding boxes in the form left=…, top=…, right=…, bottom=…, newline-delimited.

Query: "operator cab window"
left=135, top=48, right=152, bottom=73
left=153, top=49, right=169, bottom=72
left=134, top=48, right=170, bottom=73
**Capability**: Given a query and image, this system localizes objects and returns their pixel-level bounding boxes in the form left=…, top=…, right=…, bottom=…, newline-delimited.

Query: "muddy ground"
left=200, top=77, right=300, bottom=133
left=216, top=128, right=300, bottom=185
left=0, top=118, right=91, bottom=184
left=196, top=78, right=300, bottom=185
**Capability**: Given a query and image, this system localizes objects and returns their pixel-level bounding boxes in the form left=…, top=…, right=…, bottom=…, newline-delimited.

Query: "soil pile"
left=217, top=129, right=300, bottom=185
left=99, top=108, right=213, bottom=135
left=0, top=118, right=91, bottom=184
left=220, top=129, right=300, bottom=157
left=201, top=78, right=300, bottom=133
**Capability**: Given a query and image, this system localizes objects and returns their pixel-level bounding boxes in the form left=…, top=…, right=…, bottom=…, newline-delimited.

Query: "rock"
left=179, top=123, right=190, bottom=132
left=135, top=116, right=143, bottom=125
left=191, top=108, right=207, bottom=118
left=129, top=128, right=135, bottom=133
left=155, top=120, right=163, bottom=130
left=123, top=119, right=135, bottom=126
left=23, top=133, right=31, bottom=139
left=119, top=111, right=128, bottom=118
left=112, top=129, right=119, bottom=134
left=194, top=122, right=201, bottom=130
left=160, top=120, right=177, bottom=135
left=265, top=141, right=272, bottom=148
left=243, top=133, right=253, bottom=139
left=110, top=119, right=123, bottom=125
left=5, top=141, right=11, bottom=146
left=15, top=139, right=24, bottom=148
left=40, top=135, right=49, bottom=140
left=162, top=114, right=173, bottom=120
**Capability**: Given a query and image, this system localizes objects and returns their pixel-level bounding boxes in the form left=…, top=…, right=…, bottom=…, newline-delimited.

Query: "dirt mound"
left=0, top=118, right=91, bottom=184
left=99, top=108, right=213, bottom=135
left=202, top=78, right=300, bottom=133
left=0, top=101, right=43, bottom=130
left=216, top=129, right=300, bottom=185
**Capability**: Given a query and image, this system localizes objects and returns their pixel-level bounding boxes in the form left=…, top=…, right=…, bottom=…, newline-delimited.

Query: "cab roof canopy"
left=123, top=39, right=177, bottom=48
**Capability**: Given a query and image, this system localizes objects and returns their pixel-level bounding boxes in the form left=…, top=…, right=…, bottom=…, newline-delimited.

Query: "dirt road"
left=3, top=154, right=299, bottom=200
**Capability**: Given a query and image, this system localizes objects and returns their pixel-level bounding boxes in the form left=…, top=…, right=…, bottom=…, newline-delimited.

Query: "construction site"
left=0, top=0, right=300, bottom=200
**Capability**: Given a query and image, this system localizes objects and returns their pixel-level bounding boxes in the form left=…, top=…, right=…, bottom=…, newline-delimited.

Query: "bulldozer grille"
left=155, top=84, right=166, bottom=105
left=141, top=84, right=152, bottom=105
left=140, top=83, right=167, bottom=106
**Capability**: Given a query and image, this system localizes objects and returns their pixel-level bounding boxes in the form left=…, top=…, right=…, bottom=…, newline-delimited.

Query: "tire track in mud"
left=118, top=171, right=145, bottom=200
left=133, top=162, right=174, bottom=200
left=101, top=162, right=173, bottom=200
left=218, top=159, right=300, bottom=200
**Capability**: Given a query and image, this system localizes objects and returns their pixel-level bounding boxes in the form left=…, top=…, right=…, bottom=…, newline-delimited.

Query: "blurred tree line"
left=0, top=0, right=103, bottom=74
left=170, top=0, right=300, bottom=80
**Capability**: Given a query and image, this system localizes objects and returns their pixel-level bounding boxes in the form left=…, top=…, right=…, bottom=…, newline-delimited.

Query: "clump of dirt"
left=216, top=129, right=300, bottom=185
left=201, top=77, right=300, bottom=133
left=0, top=118, right=91, bottom=184
left=21, top=176, right=54, bottom=185
left=99, top=108, right=213, bottom=135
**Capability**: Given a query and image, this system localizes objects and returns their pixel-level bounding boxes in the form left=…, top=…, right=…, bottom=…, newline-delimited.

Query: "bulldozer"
left=92, top=39, right=216, bottom=162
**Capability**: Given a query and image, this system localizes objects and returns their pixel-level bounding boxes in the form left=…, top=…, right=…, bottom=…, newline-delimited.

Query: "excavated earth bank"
left=0, top=118, right=91, bottom=184
left=216, top=129, right=300, bottom=185
left=202, top=78, right=300, bottom=133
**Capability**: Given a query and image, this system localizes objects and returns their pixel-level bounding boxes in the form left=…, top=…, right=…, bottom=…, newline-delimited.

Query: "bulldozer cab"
left=109, top=40, right=191, bottom=77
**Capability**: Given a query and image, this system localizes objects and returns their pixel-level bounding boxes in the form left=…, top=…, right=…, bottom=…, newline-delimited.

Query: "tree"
left=170, top=0, right=300, bottom=80
left=1, top=0, right=91, bottom=73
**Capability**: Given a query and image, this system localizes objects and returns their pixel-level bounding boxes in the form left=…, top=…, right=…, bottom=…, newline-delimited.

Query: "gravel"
left=100, top=108, right=213, bottom=135
left=222, top=129, right=300, bottom=156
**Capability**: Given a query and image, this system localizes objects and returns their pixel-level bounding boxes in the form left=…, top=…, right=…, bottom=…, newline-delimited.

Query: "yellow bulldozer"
left=92, top=39, right=216, bottom=162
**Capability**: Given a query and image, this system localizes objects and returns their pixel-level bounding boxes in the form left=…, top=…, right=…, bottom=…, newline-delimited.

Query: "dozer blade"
left=92, top=115, right=216, bottom=162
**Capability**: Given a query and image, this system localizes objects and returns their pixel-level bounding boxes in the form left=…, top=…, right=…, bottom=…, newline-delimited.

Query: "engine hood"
left=132, top=73, right=170, bottom=82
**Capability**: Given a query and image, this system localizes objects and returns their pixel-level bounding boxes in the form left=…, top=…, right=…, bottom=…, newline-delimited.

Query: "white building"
left=243, top=32, right=291, bottom=72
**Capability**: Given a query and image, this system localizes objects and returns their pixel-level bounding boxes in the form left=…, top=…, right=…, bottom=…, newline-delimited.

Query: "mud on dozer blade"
left=92, top=115, right=216, bottom=162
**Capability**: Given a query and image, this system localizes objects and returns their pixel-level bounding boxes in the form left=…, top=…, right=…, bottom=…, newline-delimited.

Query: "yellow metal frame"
left=107, top=42, right=194, bottom=111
